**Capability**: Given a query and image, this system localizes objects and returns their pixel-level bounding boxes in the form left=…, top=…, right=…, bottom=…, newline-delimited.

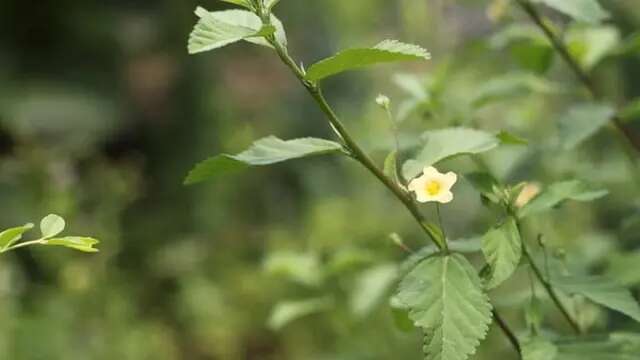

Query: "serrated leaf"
left=185, top=136, right=344, bottom=185
left=550, top=275, right=640, bottom=323
left=519, top=180, right=608, bottom=218
left=0, top=223, right=34, bottom=250
left=402, top=127, right=500, bottom=180
left=558, top=103, right=615, bottom=150
left=44, top=236, right=99, bottom=253
left=531, top=0, right=609, bottom=24
left=267, top=297, right=332, bottom=330
left=188, top=8, right=286, bottom=54
left=400, top=237, right=482, bottom=274
left=482, top=217, right=522, bottom=289
left=304, top=40, right=430, bottom=82
left=523, top=337, right=558, bottom=360
left=397, top=254, right=492, bottom=360
left=40, top=214, right=66, bottom=239
left=219, top=0, right=254, bottom=10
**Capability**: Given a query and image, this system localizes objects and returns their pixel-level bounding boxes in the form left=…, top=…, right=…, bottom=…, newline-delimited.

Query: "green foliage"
left=268, top=297, right=333, bottom=330
left=531, top=0, right=609, bottom=24
left=550, top=275, right=640, bottom=323
left=566, top=26, right=620, bottom=71
left=0, top=214, right=99, bottom=254
left=402, top=127, right=501, bottom=180
left=519, top=180, right=608, bottom=218
left=383, top=150, right=401, bottom=185
left=397, top=254, right=492, bottom=360
left=558, top=102, right=615, bottom=150
left=185, top=136, right=344, bottom=184
left=304, top=40, right=431, bottom=82
left=481, top=217, right=522, bottom=289
left=554, top=333, right=640, bottom=359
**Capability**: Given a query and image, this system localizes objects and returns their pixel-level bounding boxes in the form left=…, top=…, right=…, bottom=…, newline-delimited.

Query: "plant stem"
left=514, top=217, right=582, bottom=334
left=493, top=309, right=522, bottom=355
left=515, top=0, right=640, bottom=153
left=266, top=37, right=444, bottom=250
left=0, top=239, right=44, bottom=254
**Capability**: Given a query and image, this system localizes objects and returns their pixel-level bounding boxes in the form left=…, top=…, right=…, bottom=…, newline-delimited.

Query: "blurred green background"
left=1, top=0, right=640, bottom=359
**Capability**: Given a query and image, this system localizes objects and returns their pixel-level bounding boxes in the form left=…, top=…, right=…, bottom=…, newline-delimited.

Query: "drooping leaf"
left=402, top=127, right=500, bottom=180
left=185, top=136, right=344, bottom=184
left=558, top=103, right=615, bottom=150
left=0, top=223, right=34, bottom=250
left=550, top=275, right=640, bottom=323
left=304, top=40, right=430, bottom=82
left=482, top=217, right=522, bottom=289
left=522, top=337, right=558, bottom=360
left=44, top=236, right=99, bottom=253
left=188, top=8, right=287, bottom=54
left=531, top=0, right=609, bottom=24
left=349, top=264, right=398, bottom=318
left=40, top=214, right=66, bottom=239
left=397, top=254, right=492, bottom=360
left=267, top=297, right=332, bottom=330
left=519, top=180, right=608, bottom=218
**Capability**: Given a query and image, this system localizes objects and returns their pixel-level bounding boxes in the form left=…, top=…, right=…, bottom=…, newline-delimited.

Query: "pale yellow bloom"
left=515, top=182, right=541, bottom=208
left=408, top=166, right=457, bottom=204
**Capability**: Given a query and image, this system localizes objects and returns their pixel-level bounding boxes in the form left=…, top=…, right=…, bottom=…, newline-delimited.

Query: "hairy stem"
left=515, top=0, right=640, bottom=154
left=493, top=309, right=522, bottom=355
left=265, top=36, right=444, bottom=249
left=514, top=217, right=582, bottom=334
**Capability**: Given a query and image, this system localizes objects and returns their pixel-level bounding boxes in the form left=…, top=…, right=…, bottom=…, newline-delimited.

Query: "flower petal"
left=422, top=166, right=441, bottom=178
left=436, top=191, right=454, bottom=204
left=441, top=172, right=458, bottom=190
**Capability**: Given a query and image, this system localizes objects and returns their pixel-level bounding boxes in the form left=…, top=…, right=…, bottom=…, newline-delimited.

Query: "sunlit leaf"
left=0, top=223, right=34, bottom=250
left=185, top=136, right=344, bottom=184
left=397, top=254, right=492, bottom=360
left=402, top=128, right=500, bottom=180
left=531, top=0, right=609, bottom=24
left=566, top=26, right=620, bottom=71
left=482, top=217, right=522, bottom=289
left=45, top=236, right=99, bottom=253
left=40, top=214, right=66, bottom=239
left=268, top=297, right=332, bottom=330
left=304, top=40, right=430, bottom=81
left=551, top=275, right=640, bottom=323
left=519, top=180, right=608, bottom=217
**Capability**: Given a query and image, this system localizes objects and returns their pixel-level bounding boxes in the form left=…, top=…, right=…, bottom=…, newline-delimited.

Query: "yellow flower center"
left=425, top=180, right=442, bottom=196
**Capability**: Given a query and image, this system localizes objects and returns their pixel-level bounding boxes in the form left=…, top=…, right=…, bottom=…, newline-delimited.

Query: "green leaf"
left=349, top=264, right=398, bottom=318
left=263, top=250, right=323, bottom=287
left=497, top=130, right=529, bottom=145
left=40, top=214, right=66, bottom=239
left=472, top=73, right=559, bottom=108
left=397, top=254, right=492, bottom=360
left=402, top=127, right=500, bottom=180
left=519, top=180, right=608, bottom=218
left=401, top=237, right=482, bottom=274
left=531, top=0, right=609, bottom=24
left=188, top=8, right=287, bottom=54
left=558, top=103, right=615, bottom=150
left=0, top=223, right=34, bottom=250
left=523, top=338, right=558, bottom=360
left=383, top=150, right=402, bottom=185
left=550, top=275, right=640, bottom=323
left=184, top=136, right=344, bottom=185
left=219, top=0, right=254, bottom=10
left=304, top=40, right=430, bottom=82
left=267, top=297, right=332, bottom=330
left=482, top=217, right=522, bottom=289
left=265, top=0, right=281, bottom=10
left=566, top=26, right=620, bottom=71
left=44, top=236, right=99, bottom=253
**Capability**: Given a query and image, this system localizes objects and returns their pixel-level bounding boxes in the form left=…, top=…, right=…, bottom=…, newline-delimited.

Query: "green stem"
left=493, top=309, right=522, bottom=356
left=515, top=0, right=640, bottom=154
left=0, top=239, right=45, bottom=254
left=514, top=217, right=582, bottom=334
left=266, top=36, right=444, bottom=250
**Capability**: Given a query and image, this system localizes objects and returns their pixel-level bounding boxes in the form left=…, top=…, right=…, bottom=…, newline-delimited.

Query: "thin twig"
left=493, top=309, right=522, bottom=356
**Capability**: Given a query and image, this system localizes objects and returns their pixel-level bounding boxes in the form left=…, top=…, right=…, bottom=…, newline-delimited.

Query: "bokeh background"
left=1, top=0, right=640, bottom=359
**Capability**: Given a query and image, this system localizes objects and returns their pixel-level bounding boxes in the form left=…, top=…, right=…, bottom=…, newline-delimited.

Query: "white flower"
left=408, top=166, right=458, bottom=204
left=375, top=94, right=390, bottom=108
